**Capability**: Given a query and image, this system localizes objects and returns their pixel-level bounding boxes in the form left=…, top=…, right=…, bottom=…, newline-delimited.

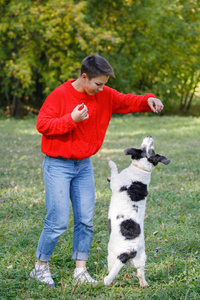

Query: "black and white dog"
left=104, top=136, right=171, bottom=287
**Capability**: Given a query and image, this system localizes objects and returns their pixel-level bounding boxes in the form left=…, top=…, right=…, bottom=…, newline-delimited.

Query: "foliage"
left=0, top=0, right=200, bottom=116
left=0, top=115, right=200, bottom=299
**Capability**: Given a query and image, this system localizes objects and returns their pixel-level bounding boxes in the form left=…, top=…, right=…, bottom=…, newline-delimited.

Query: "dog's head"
left=124, top=136, right=171, bottom=171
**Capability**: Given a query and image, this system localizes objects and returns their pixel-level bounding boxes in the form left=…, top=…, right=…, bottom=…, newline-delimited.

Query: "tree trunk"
left=186, top=93, right=194, bottom=112
left=10, top=96, right=21, bottom=118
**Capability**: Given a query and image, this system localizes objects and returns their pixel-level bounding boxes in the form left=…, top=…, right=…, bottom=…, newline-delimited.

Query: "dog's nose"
left=147, top=135, right=152, bottom=138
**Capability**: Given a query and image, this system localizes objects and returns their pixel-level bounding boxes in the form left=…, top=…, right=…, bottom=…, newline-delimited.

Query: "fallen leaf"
left=124, top=273, right=130, bottom=279
left=7, top=265, right=13, bottom=269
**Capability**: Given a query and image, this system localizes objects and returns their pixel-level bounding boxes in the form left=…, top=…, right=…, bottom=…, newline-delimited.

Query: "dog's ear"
left=124, top=148, right=143, bottom=160
left=149, top=154, right=171, bottom=166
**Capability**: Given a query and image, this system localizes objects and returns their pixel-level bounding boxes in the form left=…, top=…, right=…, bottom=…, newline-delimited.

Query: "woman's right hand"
left=71, top=104, right=89, bottom=123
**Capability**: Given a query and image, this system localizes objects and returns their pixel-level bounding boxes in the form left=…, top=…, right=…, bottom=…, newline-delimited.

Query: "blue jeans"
left=36, top=155, right=95, bottom=262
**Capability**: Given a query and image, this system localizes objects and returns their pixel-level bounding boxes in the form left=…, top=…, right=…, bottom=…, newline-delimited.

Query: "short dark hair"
left=81, top=55, right=115, bottom=79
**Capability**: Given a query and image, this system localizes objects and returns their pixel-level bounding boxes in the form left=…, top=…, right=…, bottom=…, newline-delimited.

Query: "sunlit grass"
left=0, top=115, right=200, bottom=299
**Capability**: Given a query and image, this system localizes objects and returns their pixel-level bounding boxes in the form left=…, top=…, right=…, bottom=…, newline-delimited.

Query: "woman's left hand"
left=148, top=97, right=164, bottom=113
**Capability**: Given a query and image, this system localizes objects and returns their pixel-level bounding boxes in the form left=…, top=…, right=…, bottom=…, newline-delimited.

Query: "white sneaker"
left=74, top=267, right=97, bottom=283
left=30, top=262, right=55, bottom=287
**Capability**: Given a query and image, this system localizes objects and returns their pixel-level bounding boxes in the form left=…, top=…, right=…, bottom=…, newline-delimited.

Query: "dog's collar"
left=132, top=163, right=151, bottom=173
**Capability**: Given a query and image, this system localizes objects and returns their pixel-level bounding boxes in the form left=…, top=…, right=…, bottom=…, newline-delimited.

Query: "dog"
left=104, top=136, right=171, bottom=287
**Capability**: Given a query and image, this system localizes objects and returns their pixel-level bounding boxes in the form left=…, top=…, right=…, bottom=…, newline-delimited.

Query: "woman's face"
left=83, top=74, right=109, bottom=95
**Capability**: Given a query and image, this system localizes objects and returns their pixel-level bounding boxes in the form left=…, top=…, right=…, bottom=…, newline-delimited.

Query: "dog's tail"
left=108, top=160, right=118, bottom=172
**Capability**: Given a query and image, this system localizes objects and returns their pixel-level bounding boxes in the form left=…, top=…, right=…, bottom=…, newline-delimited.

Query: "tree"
left=0, top=0, right=200, bottom=116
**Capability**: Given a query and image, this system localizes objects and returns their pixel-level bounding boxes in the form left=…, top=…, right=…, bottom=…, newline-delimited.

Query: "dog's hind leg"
left=104, top=258, right=124, bottom=285
left=129, top=252, right=149, bottom=288
left=136, top=267, right=149, bottom=288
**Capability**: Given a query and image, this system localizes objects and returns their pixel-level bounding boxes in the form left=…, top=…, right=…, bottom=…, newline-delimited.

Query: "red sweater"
left=36, top=80, right=155, bottom=159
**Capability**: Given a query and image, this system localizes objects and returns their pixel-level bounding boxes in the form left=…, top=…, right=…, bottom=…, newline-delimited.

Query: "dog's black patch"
left=120, top=181, right=148, bottom=202
left=132, top=204, right=138, bottom=212
left=109, top=219, right=111, bottom=234
left=124, top=148, right=144, bottom=160
left=119, top=186, right=128, bottom=192
left=118, top=251, right=137, bottom=264
left=120, top=219, right=141, bottom=239
left=116, top=215, right=124, bottom=220
left=148, top=154, right=171, bottom=166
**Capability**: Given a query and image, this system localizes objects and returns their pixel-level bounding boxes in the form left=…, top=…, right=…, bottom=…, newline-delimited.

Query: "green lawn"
left=0, top=115, right=200, bottom=299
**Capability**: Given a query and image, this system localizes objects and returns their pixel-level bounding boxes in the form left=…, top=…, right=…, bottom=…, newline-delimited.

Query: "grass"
left=0, top=115, right=200, bottom=299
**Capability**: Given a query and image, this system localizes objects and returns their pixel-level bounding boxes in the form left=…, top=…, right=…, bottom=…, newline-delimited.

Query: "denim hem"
left=36, top=250, right=51, bottom=262
left=72, top=251, right=89, bottom=261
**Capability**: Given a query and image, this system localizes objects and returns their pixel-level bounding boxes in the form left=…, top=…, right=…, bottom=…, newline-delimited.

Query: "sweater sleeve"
left=36, top=89, right=77, bottom=136
left=110, top=88, right=156, bottom=114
